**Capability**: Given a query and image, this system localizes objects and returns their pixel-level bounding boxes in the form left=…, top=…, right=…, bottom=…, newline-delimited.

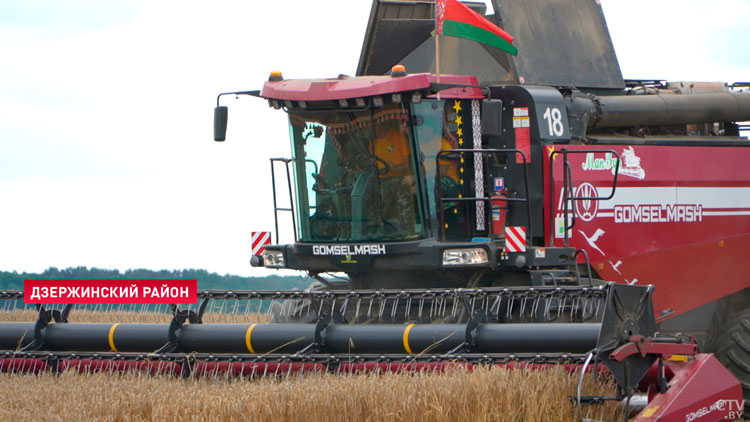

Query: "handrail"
left=269, top=158, right=297, bottom=244
left=547, top=148, right=620, bottom=247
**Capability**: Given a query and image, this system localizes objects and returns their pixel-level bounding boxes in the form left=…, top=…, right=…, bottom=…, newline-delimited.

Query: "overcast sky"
left=0, top=0, right=748, bottom=277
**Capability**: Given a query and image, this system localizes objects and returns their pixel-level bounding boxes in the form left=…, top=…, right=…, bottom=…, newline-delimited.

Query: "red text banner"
left=24, top=279, right=197, bottom=305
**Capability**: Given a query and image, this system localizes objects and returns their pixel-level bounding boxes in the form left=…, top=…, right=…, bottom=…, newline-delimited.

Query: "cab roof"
left=261, top=72, right=484, bottom=102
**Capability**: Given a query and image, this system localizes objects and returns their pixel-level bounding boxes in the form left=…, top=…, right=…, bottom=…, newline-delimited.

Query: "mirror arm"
left=216, top=90, right=262, bottom=107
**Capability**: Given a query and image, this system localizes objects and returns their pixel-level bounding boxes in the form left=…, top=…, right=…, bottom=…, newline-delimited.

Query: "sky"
left=0, top=0, right=748, bottom=277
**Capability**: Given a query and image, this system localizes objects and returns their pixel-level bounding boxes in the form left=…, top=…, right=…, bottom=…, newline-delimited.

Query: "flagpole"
left=435, top=0, right=442, bottom=98
left=435, top=33, right=441, bottom=84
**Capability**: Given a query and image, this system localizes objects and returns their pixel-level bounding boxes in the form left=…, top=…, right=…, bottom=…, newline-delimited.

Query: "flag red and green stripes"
left=437, top=0, right=517, bottom=56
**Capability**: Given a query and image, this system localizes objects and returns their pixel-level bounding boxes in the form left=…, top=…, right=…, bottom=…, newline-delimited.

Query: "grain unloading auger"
left=0, top=284, right=744, bottom=421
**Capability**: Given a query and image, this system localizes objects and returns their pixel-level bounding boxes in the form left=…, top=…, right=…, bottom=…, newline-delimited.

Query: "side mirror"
left=214, top=106, right=228, bottom=142
left=481, top=99, right=503, bottom=137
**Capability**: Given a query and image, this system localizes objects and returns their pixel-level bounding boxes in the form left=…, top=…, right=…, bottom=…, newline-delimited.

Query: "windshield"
left=288, top=105, right=423, bottom=242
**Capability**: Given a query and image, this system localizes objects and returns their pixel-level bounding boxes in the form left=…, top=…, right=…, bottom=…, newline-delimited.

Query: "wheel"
left=713, top=308, right=750, bottom=418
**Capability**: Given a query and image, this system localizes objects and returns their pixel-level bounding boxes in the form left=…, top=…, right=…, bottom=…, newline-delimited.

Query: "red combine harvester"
left=0, top=1, right=747, bottom=421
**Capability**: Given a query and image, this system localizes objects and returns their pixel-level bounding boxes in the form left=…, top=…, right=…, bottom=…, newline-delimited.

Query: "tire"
left=713, top=308, right=750, bottom=418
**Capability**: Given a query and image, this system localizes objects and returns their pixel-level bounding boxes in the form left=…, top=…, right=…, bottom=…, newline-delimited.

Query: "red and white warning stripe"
left=251, top=231, right=271, bottom=256
left=504, top=226, right=526, bottom=252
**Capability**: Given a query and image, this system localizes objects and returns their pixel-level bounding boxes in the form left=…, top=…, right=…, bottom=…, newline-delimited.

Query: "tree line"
left=0, top=267, right=310, bottom=291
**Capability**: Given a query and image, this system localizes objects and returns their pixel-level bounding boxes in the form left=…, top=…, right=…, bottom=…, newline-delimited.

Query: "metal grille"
left=472, top=99, right=485, bottom=230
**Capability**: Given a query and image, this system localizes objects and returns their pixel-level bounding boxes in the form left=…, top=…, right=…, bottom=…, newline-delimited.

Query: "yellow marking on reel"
left=668, top=355, right=688, bottom=362
left=403, top=324, right=415, bottom=354
left=245, top=323, right=258, bottom=354
left=108, top=323, right=120, bottom=352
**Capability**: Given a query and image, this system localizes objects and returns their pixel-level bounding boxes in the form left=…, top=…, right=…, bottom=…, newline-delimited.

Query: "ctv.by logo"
left=684, top=399, right=744, bottom=422
left=722, top=399, right=745, bottom=420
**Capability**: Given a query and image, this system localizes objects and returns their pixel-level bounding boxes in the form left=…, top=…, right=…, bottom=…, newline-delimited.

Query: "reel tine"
left=572, top=296, right=582, bottom=318
left=490, top=295, right=501, bottom=316
left=281, top=300, right=293, bottom=316
left=542, top=296, right=551, bottom=322
left=531, top=296, right=540, bottom=319
left=559, top=296, right=566, bottom=320
left=340, top=297, right=349, bottom=316
left=507, top=296, right=514, bottom=322
left=584, top=297, right=594, bottom=321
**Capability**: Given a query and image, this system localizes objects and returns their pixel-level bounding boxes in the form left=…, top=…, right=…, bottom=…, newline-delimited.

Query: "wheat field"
left=0, top=366, right=620, bottom=422
left=0, top=309, right=622, bottom=421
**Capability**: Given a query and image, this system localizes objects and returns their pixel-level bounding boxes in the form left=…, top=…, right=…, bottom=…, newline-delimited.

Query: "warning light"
left=391, top=64, right=407, bottom=77
left=269, top=71, right=284, bottom=82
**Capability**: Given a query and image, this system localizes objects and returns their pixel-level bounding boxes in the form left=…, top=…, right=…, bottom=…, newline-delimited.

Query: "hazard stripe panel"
left=504, top=226, right=526, bottom=252
left=251, top=231, right=271, bottom=256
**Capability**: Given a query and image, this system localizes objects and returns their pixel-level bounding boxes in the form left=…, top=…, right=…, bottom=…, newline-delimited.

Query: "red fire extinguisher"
left=491, top=189, right=508, bottom=238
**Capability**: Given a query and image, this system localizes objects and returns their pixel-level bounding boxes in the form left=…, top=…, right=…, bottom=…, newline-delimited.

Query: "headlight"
left=442, top=248, right=488, bottom=266
left=261, top=250, right=285, bottom=268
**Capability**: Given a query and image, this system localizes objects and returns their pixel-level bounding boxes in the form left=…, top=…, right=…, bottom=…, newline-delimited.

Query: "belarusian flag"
left=436, top=0, right=517, bottom=56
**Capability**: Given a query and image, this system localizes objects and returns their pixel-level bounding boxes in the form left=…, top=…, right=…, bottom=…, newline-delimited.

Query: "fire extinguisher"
left=491, top=189, right=508, bottom=238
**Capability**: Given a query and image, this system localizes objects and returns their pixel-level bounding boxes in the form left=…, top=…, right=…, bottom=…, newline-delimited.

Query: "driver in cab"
left=372, top=122, right=418, bottom=235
